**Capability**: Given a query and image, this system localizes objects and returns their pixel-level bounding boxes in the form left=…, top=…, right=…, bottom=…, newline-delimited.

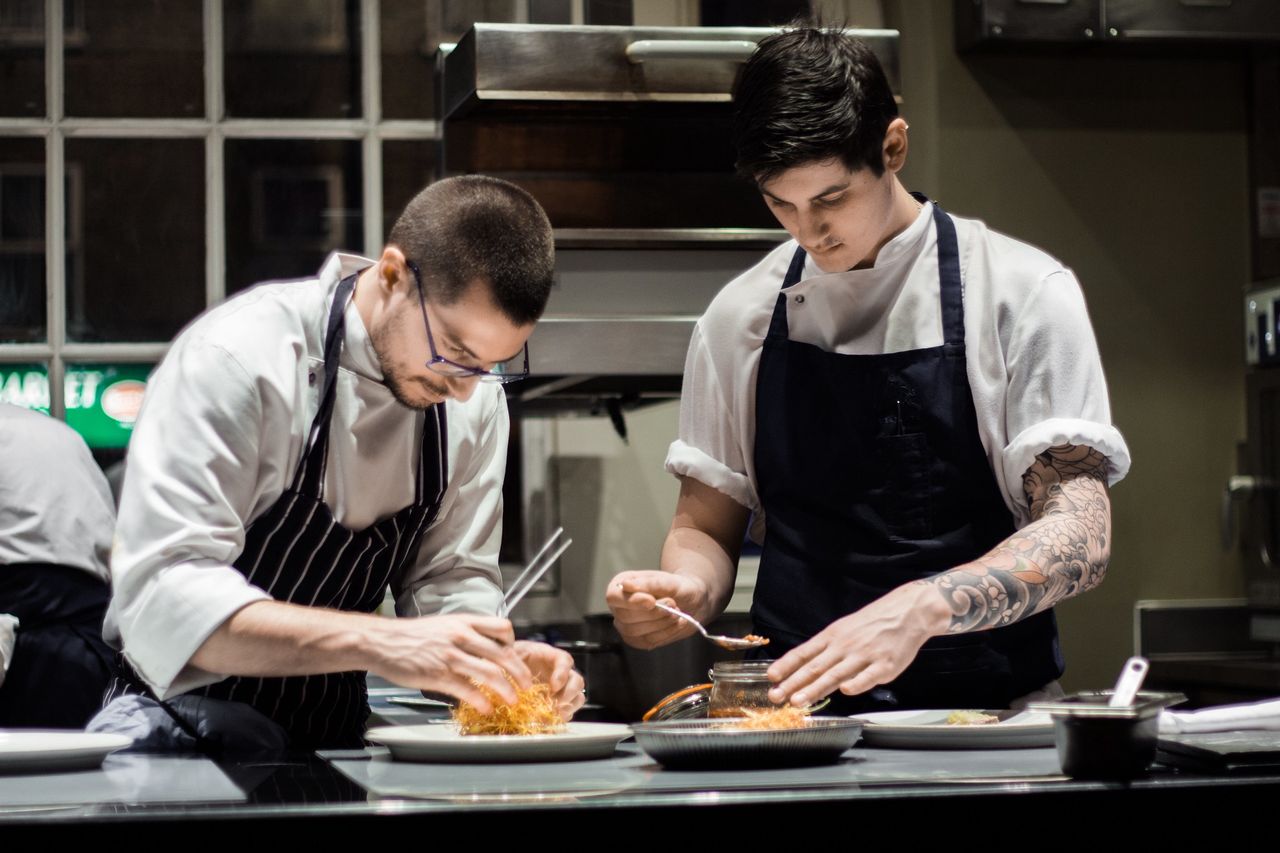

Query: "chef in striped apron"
left=93, top=176, right=583, bottom=752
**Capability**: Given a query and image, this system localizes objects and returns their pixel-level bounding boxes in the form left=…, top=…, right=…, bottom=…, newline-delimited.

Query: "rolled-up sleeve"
left=664, top=323, right=758, bottom=511
left=107, top=340, right=273, bottom=698
left=1000, top=269, right=1131, bottom=525
left=394, top=390, right=506, bottom=618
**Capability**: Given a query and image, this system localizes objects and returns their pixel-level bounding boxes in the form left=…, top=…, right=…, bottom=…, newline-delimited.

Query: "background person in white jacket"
left=0, top=403, right=118, bottom=728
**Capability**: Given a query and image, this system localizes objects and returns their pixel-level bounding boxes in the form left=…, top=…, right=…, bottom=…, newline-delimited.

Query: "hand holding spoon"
left=653, top=601, right=770, bottom=651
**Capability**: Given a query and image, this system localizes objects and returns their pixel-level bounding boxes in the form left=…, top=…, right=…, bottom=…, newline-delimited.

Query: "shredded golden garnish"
left=945, top=710, right=999, bottom=726
left=742, top=634, right=770, bottom=646
left=716, top=705, right=811, bottom=731
left=452, top=681, right=566, bottom=736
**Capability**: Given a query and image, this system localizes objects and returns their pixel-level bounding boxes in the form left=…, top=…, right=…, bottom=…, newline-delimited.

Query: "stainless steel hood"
left=442, top=23, right=901, bottom=115
left=436, top=24, right=901, bottom=411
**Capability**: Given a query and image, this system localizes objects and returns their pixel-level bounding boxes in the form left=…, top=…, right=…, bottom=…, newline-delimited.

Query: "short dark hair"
left=732, top=27, right=898, bottom=183
left=387, top=175, right=555, bottom=326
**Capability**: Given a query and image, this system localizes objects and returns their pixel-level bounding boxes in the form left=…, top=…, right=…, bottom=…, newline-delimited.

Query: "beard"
left=369, top=307, right=449, bottom=411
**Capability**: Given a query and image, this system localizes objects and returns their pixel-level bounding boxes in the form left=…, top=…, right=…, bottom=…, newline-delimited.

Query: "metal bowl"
left=1030, top=691, right=1187, bottom=780
left=629, top=717, right=862, bottom=770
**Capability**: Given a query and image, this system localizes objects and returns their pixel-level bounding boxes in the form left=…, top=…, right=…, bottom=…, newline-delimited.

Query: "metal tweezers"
left=498, top=526, right=573, bottom=618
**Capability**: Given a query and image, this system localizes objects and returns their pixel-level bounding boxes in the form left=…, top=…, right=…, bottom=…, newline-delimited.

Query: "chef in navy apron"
left=607, top=27, right=1125, bottom=714
left=746, top=199, right=1062, bottom=714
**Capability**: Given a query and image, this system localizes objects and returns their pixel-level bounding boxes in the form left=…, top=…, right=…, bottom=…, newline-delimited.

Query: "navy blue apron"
left=108, top=272, right=449, bottom=749
left=0, top=563, right=117, bottom=728
left=750, top=198, right=1062, bottom=713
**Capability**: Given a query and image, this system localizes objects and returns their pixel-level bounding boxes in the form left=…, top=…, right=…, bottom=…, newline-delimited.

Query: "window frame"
left=0, top=0, right=444, bottom=417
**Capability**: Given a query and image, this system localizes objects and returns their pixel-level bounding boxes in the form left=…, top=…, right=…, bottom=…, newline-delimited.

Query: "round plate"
left=0, top=730, right=133, bottom=775
left=365, top=722, right=632, bottom=763
left=629, top=717, right=862, bottom=770
left=854, top=709, right=1055, bottom=749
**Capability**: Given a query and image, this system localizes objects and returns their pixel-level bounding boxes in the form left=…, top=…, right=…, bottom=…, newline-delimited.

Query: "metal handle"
left=1221, top=475, right=1275, bottom=549
left=1108, top=656, right=1150, bottom=708
left=625, top=40, right=757, bottom=64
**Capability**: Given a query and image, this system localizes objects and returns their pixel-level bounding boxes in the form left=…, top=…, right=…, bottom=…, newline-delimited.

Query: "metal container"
left=1031, top=690, right=1186, bottom=780
left=629, top=717, right=862, bottom=770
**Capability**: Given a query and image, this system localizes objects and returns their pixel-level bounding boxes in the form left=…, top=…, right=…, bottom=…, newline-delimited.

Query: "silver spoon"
left=653, top=601, right=770, bottom=651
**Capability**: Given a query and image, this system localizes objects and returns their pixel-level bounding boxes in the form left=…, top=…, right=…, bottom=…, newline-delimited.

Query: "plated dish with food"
left=365, top=722, right=632, bottom=763
left=853, top=709, right=1054, bottom=749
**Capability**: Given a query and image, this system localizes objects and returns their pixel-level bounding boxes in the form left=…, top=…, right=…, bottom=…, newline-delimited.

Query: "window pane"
left=380, top=0, right=434, bottom=120
left=382, top=141, right=437, bottom=239
left=65, top=0, right=203, bottom=118
left=224, top=0, right=361, bottom=119
left=0, top=137, right=46, bottom=343
left=65, top=139, right=205, bottom=342
left=226, top=139, right=363, bottom=294
left=0, top=0, right=45, bottom=116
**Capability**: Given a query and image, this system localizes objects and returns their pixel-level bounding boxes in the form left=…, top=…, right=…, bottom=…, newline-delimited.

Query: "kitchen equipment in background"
left=1224, top=282, right=1280, bottom=642
left=1245, top=281, right=1280, bottom=365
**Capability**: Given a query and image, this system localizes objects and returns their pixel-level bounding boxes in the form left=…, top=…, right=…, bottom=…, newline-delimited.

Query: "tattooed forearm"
left=919, top=444, right=1111, bottom=634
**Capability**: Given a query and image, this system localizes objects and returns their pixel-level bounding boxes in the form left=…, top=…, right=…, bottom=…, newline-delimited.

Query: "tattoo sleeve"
left=920, top=444, right=1112, bottom=634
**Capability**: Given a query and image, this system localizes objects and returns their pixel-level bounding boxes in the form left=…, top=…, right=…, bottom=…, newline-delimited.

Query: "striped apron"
left=110, top=272, right=449, bottom=750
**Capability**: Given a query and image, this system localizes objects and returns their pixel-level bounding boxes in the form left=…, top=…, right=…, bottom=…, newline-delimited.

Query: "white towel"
left=0, top=614, right=18, bottom=687
left=1159, top=698, right=1280, bottom=734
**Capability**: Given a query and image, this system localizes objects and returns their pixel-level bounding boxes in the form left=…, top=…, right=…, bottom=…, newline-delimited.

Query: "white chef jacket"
left=667, top=202, right=1131, bottom=542
left=106, top=253, right=510, bottom=699
left=0, top=403, right=115, bottom=582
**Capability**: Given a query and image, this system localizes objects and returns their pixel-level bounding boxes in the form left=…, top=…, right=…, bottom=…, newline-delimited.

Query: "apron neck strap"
left=292, top=271, right=359, bottom=495
left=765, top=246, right=809, bottom=340
left=929, top=199, right=966, bottom=346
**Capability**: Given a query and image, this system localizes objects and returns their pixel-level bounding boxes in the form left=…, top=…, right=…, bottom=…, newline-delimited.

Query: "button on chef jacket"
left=106, top=253, right=509, bottom=699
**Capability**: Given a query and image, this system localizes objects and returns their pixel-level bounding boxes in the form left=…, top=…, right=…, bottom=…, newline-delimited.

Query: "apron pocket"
left=871, top=433, right=933, bottom=541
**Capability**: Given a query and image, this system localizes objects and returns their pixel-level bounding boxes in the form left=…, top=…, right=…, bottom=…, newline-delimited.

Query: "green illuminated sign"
left=0, top=363, right=153, bottom=448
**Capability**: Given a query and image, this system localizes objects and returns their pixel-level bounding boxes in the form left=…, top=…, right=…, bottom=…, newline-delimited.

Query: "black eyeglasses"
left=405, top=260, right=530, bottom=384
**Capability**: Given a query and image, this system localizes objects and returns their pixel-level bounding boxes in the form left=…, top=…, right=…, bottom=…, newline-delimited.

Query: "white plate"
left=365, top=722, right=632, bottom=763
left=0, top=730, right=133, bottom=774
left=853, top=710, right=1055, bottom=749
